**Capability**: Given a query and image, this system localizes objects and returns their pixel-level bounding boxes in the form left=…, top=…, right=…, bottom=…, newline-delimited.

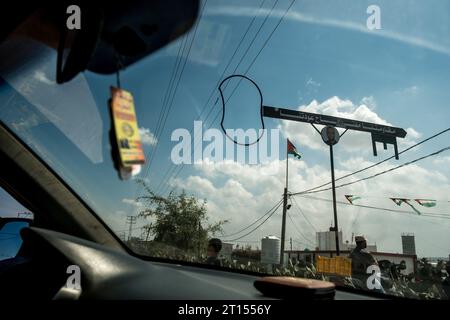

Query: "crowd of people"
left=205, top=236, right=450, bottom=299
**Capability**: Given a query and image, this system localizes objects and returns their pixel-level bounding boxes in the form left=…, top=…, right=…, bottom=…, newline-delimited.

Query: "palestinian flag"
left=391, top=198, right=421, bottom=215
left=391, top=198, right=407, bottom=206
left=287, top=139, right=302, bottom=159
left=345, top=195, right=361, bottom=205
left=415, top=199, right=437, bottom=208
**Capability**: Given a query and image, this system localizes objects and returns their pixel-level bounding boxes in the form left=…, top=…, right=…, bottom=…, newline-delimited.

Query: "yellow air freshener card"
left=110, top=87, right=145, bottom=167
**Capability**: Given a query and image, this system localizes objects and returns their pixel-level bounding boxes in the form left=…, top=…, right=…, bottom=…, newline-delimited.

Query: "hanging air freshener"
left=110, top=86, right=145, bottom=180
left=108, top=57, right=145, bottom=180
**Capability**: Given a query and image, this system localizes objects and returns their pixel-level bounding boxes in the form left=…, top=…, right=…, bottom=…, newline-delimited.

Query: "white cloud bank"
left=165, top=96, right=449, bottom=257
left=139, top=127, right=158, bottom=146
left=279, top=96, right=421, bottom=154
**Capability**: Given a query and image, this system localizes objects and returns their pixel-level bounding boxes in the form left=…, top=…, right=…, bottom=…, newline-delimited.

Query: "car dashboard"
left=0, top=227, right=380, bottom=300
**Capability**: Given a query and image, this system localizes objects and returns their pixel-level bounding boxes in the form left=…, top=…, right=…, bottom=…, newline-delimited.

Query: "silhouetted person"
left=442, top=263, right=450, bottom=299
left=206, top=238, right=222, bottom=266
left=349, top=235, right=378, bottom=287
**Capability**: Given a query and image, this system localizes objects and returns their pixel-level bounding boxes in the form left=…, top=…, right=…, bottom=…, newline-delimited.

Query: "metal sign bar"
left=263, top=106, right=407, bottom=160
left=263, top=106, right=407, bottom=138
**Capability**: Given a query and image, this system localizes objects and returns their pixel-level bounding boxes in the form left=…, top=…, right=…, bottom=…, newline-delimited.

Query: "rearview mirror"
left=56, top=2, right=103, bottom=83
left=56, top=0, right=199, bottom=83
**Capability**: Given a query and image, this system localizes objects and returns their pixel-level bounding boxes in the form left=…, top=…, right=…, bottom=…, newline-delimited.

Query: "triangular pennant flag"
left=391, top=198, right=421, bottom=215
left=415, top=199, right=437, bottom=208
left=287, top=139, right=302, bottom=159
left=391, top=198, right=405, bottom=206
left=345, top=195, right=361, bottom=205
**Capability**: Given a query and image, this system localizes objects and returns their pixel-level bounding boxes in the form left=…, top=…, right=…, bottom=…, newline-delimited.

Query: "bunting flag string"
left=344, top=195, right=447, bottom=216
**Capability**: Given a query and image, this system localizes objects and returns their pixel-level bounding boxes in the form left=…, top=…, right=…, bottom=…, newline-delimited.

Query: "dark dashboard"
left=0, top=227, right=380, bottom=300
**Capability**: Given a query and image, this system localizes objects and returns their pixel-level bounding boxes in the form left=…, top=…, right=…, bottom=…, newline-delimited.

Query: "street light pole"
left=280, top=140, right=289, bottom=265
left=329, top=143, right=340, bottom=256
left=261, top=105, right=407, bottom=259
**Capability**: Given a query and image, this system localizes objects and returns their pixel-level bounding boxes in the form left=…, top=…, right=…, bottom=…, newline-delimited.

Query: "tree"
left=136, top=179, right=228, bottom=254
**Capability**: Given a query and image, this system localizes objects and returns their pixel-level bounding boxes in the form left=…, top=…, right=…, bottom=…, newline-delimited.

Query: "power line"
left=159, top=0, right=296, bottom=195
left=154, top=0, right=270, bottom=195
left=198, top=0, right=280, bottom=127
left=136, top=33, right=188, bottom=200
left=148, top=0, right=208, bottom=169
left=139, top=0, right=209, bottom=196
left=290, top=195, right=318, bottom=232
left=221, top=198, right=283, bottom=238
left=223, top=200, right=283, bottom=242
left=291, top=145, right=450, bottom=196
left=201, top=0, right=296, bottom=157
left=114, top=226, right=143, bottom=234
left=144, top=37, right=186, bottom=168
left=290, top=128, right=450, bottom=196
left=218, top=0, right=280, bottom=96
left=287, top=211, right=315, bottom=246
left=298, top=146, right=450, bottom=194
left=226, top=240, right=261, bottom=243
left=297, top=194, right=450, bottom=220
left=193, top=0, right=269, bottom=123
left=291, top=238, right=314, bottom=248
left=156, top=0, right=277, bottom=195
left=221, top=0, right=296, bottom=106
left=144, top=30, right=189, bottom=174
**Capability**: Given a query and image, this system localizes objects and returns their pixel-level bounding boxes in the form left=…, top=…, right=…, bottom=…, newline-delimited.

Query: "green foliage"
left=135, top=179, right=228, bottom=253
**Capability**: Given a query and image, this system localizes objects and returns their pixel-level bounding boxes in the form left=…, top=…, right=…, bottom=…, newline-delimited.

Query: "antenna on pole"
left=126, top=216, right=137, bottom=241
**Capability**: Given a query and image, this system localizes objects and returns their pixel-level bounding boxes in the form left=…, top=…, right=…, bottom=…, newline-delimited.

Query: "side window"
left=0, top=187, right=34, bottom=261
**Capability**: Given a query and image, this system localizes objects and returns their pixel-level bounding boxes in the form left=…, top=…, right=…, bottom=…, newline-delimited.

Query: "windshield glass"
left=1, top=0, right=450, bottom=299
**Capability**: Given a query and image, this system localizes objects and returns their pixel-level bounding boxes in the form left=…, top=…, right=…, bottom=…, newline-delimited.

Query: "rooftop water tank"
left=261, top=235, right=280, bottom=264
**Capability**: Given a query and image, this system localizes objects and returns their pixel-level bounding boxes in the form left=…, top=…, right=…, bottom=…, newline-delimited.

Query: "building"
left=220, top=243, right=233, bottom=260
left=343, top=243, right=378, bottom=252
left=316, top=230, right=344, bottom=251
left=401, top=233, right=416, bottom=255
left=316, top=230, right=377, bottom=252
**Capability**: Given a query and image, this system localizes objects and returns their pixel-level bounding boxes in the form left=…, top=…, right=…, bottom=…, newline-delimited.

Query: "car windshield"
left=1, top=0, right=450, bottom=300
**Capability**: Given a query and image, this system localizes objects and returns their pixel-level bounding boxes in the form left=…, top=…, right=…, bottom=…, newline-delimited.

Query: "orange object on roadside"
left=316, top=256, right=352, bottom=277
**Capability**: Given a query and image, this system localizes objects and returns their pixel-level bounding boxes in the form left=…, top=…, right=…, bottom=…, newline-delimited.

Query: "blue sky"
left=0, top=0, right=449, bottom=257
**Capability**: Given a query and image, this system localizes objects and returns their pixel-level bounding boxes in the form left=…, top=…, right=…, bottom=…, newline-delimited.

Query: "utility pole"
left=126, top=216, right=137, bottom=241
left=145, top=226, right=151, bottom=241
left=198, top=220, right=201, bottom=257
left=280, top=140, right=289, bottom=266
left=329, top=141, right=340, bottom=256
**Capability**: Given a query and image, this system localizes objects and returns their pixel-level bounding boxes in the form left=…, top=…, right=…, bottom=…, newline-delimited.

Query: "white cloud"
left=121, top=197, right=148, bottom=216
left=360, top=96, right=377, bottom=110
left=306, top=78, right=320, bottom=87
left=206, top=6, right=450, bottom=57
left=122, top=198, right=143, bottom=208
left=279, top=96, right=420, bottom=154
left=139, top=127, right=157, bottom=146
left=433, top=156, right=450, bottom=165
left=171, top=175, right=217, bottom=196
left=396, top=85, right=420, bottom=96
left=168, top=150, right=450, bottom=256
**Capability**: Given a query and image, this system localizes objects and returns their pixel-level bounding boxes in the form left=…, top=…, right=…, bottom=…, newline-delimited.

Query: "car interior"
left=0, top=0, right=448, bottom=302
